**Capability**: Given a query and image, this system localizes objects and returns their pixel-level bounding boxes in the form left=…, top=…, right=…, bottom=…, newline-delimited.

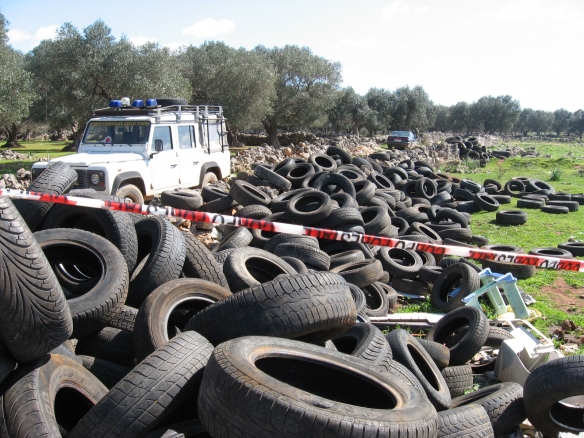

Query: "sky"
left=2, top=0, right=583, bottom=112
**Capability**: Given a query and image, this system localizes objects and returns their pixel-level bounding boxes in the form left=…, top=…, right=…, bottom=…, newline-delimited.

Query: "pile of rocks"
left=0, top=168, right=31, bottom=190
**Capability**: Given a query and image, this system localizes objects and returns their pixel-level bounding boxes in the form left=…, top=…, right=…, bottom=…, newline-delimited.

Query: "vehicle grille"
left=74, top=169, right=87, bottom=188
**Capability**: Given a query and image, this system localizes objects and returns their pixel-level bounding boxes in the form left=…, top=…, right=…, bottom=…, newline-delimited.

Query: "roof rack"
left=93, top=104, right=224, bottom=119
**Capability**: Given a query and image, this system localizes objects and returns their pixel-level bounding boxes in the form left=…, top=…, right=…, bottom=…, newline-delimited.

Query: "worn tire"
left=186, top=272, right=357, bottom=346
left=430, top=263, right=481, bottom=312
left=330, top=259, right=384, bottom=288
left=441, top=364, right=474, bottom=397
left=13, top=161, right=78, bottom=230
left=229, top=180, right=271, bottom=207
left=79, top=355, right=132, bottom=389
left=378, top=247, right=423, bottom=279
left=181, top=231, right=229, bottom=289
left=133, top=278, right=231, bottom=362
left=330, top=322, right=392, bottom=371
left=198, top=336, right=438, bottom=437
left=160, top=190, right=203, bottom=210
left=437, top=404, right=494, bottom=438
left=386, top=329, right=452, bottom=410
left=128, top=216, right=186, bottom=307
left=106, top=305, right=137, bottom=332
left=480, top=259, right=536, bottom=279
left=495, top=210, right=527, bottom=225
left=1, top=353, right=108, bottom=437
left=361, top=282, right=391, bottom=317
left=0, top=196, right=73, bottom=363
left=75, top=326, right=135, bottom=368
left=69, top=331, right=214, bottom=438
left=34, top=228, right=129, bottom=338
left=418, top=338, right=450, bottom=369
left=427, top=306, right=489, bottom=366
left=523, top=355, right=584, bottom=436
left=450, top=382, right=525, bottom=436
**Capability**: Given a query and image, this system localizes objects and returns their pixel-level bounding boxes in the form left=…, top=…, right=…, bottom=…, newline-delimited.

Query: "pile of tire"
left=0, top=158, right=582, bottom=437
left=444, top=136, right=490, bottom=166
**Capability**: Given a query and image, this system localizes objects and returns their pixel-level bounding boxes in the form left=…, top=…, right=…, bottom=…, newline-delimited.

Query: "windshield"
left=390, top=131, right=412, bottom=137
left=83, top=121, right=151, bottom=144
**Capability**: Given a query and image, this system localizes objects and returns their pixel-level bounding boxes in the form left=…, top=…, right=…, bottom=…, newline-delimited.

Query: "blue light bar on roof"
left=132, top=100, right=145, bottom=108
left=109, top=100, right=122, bottom=108
left=146, top=99, right=157, bottom=107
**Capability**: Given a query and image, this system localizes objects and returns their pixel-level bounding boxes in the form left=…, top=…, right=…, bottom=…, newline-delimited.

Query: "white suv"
left=31, top=98, right=231, bottom=204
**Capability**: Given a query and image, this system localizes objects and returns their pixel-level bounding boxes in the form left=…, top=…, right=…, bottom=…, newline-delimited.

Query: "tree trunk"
left=262, top=120, right=280, bottom=147
left=2, top=123, right=24, bottom=148
left=228, top=128, right=241, bottom=146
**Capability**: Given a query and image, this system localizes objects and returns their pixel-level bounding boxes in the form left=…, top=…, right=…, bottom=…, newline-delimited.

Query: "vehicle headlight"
left=88, top=171, right=105, bottom=190
left=90, top=173, right=100, bottom=185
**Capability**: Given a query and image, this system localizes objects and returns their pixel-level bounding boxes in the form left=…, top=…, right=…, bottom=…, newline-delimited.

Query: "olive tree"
left=527, top=110, right=554, bottom=136
left=469, top=95, right=520, bottom=134
left=390, top=85, right=433, bottom=132
left=365, top=88, right=393, bottom=132
left=180, top=41, right=276, bottom=144
left=0, top=13, right=36, bottom=147
left=570, top=110, right=584, bottom=139
left=328, top=87, right=373, bottom=136
left=552, top=109, right=572, bottom=137
left=254, top=45, right=342, bottom=146
left=447, top=102, right=471, bottom=133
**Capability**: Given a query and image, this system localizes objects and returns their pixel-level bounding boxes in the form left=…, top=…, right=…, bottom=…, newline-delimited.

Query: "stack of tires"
left=0, top=155, right=582, bottom=437
left=444, top=136, right=489, bottom=166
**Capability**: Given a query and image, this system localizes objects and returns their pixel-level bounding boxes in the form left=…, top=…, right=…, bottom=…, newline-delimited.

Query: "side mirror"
left=154, top=139, right=163, bottom=152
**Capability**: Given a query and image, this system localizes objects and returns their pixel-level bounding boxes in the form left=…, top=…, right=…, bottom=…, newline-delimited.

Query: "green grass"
left=0, top=141, right=74, bottom=174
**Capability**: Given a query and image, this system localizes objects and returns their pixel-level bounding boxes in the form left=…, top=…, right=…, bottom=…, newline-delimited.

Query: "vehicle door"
left=149, top=125, right=180, bottom=190
left=176, top=124, right=203, bottom=187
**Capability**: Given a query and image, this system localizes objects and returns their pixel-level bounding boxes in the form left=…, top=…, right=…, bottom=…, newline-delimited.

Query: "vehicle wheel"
left=222, top=247, right=298, bottom=292
left=523, top=355, right=584, bottom=436
left=198, top=336, right=438, bottom=437
left=186, top=271, right=356, bottom=346
left=116, top=183, right=144, bottom=205
left=200, top=171, right=217, bottom=188
left=133, top=278, right=231, bottom=362
left=386, top=329, right=452, bottom=411
left=69, top=331, right=214, bottom=438
left=330, top=322, right=392, bottom=370
left=33, top=228, right=129, bottom=338
left=2, top=354, right=108, bottom=438
left=12, top=161, right=78, bottom=230
left=128, top=216, right=187, bottom=307
left=450, top=382, right=525, bottom=436
left=437, top=404, right=494, bottom=438
left=0, top=197, right=73, bottom=363
left=426, top=306, right=489, bottom=366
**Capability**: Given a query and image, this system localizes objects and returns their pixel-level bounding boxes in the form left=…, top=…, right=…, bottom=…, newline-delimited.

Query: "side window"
left=152, top=126, right=173, bottom=151
left=178, top=125, right=195, bottom=149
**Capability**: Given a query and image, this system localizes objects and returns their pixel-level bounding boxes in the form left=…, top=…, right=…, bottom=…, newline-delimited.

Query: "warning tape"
left=1, top=188, right=583, bottom=272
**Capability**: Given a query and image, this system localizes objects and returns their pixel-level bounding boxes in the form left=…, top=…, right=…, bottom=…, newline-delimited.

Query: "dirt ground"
left=540, top=276, right=584, bottom=313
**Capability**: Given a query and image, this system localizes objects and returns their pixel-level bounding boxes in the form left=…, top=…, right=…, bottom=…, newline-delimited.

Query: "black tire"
left=13, top=161, right=78, bottom=230
left=69, top=331, right=214, bottom=438
left=270, top=188, right=315, bottom=212
left=496, top=210, right=528, bottom=225
left=418, top=338, right=450, bottom=369
left=360, top=206, right=391, bottom=235
left=441, top=364, right=474, bottom=397
left=76, top=326, right=135, bottom=368
left=558, top=241, right=584, bottom=257
left=547, top=200, right=579, bottom=211
left=378, top=247, right=423, bottom=279
left=198, top=195, right=235, bottom=213
left=213, top=248, right=235, bottom=264
left=284, top=163, right=316, bottom=188
left=318, top=207, right=364, bottom=229
left=386, top=329, right=452, bottom=411
left=517, top=198, right=543, bottom=209
left=201, top=185, right=229, bottom=202
left=460, top=179, right=482, bottom=193
left=0, top=345, right=16, bottom=386
left=286, top=190, right=333, bottom=225
left=79, top=355, right=132, bottom=389
left=347, top=283, right=368, bottom=316
left=330, top=259, right=384, bottom=288
left=392, top=277, right=432, bottom=296
left=419, top=266, right=444, bottom=284
left=474, top=193, right=499, bottom=212
left=504, top=180, right=525, bottom=197
left=430, top=263, right=481, bottom=312
left=437, top=227, right=473, bottom=243
left=279, top=256, right=308, bottom=274
left=214, top=226, right=253, bottom=252
left=144, top=419, right=211, bottom=438
left=229, top=180, right=272, bottom=207
left=331, top=322, right=392, bottom=371
left=1, top=354, right=108, bottom=437
left=480, top=259, right=536, bottom=279
left=361, top=282, right=390, bottom=317
left=330, top=192, right=359, bottom=209
left=106, top=305, right=137, bottom=332
left=34, top=228, right=129, bottom=338
left=160, top=190, right=203, bottom=210
left=485, top=326, right=513, bottom=348
left=354, top=180, right=377, bottom=205
left=41, top=191, right=140, bottom=272
left=0, top=197, right=73, bottom=363
left=128, top=216, right=187, bottom=307
left=272, top=158, right=296, bottom=176
left=181, top=231, right=230, bottom=289
left=254, top=165, right=292, bottom=191
left=198, top=336, right=438, bottom=437
left=186, top=272, right=356, bottom=346
left=426, top=306, right=489, bottom=366
left=133, top=278, right=232, bottom=362
left=450, top=382, right=525, bottom=436
left=329, top=250, right=366, bottom=269
left=528, top=247, right=573, bottom=259
left=382, top=283, right=399, bottom=309
left=541, top=204, right=569, bottom=214
left=222, top=247, right=298, bottom=292
left=274, top=243, right=331, bottom=271
left=523, top=355, right=584, bottom=436
left=437, top=404, right=494, bottom=438
left=264, top=233, right=319, bottom=254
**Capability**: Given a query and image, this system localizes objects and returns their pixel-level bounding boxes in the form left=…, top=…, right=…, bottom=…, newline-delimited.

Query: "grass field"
left=383, top=139, right=584, bottom=349
left=0, top=141, right=73, bottom=174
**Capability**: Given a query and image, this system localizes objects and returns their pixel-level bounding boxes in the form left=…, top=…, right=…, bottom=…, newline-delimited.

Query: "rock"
left=561, top=320, right=576, bottom=331
left=560, top=343, right=579, bottom=353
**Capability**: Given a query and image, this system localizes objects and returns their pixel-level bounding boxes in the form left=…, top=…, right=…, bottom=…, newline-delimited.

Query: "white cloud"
left=7, top=28, right=31, bottom=42
left=130, top=36, right=157, bottom=46
left=36, top=25, right=58, bottom=41
left=497, top=0, right=582, bottom=22
left=164, top=42, right=186, bottom=51
left=382, top=1, right=410, bottom=19
left=340, top=37, right=379, bottom=48
left=181, top=18, right=236, bottom=38
left=415, top=6, right=430, bottom=13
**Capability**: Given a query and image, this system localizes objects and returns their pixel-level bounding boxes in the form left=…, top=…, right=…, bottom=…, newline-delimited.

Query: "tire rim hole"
left=255, top=356, right=397, bottom=409
left=550, top=397, right=584, bottom=431
left=407, top=344, right=440, bottom=391
left=54, top=387, right=95, bottom=434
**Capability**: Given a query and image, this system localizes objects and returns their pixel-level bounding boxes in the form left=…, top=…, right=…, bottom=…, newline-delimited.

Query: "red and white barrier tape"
left=1, top=188, right=582, bottom=272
